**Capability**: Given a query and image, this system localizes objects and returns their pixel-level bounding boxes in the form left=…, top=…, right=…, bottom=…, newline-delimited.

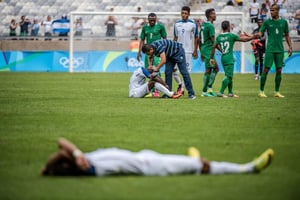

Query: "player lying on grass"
left=129, top=66, right=182, bottom=99
left=41, top=137, right=274, bottom=176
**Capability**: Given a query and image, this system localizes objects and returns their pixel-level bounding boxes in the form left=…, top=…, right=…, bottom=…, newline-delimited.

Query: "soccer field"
left=0, top=72, right=299, bottom=200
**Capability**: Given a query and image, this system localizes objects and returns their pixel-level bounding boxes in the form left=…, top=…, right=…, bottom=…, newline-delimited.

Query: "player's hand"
left=288, top=47, right=293, bottom=57
left=209, top=59, right=215, bottom=66
left=201, top=54, right=204, bottom=62
left=137, top=52, right=141, bottom=61
left=75, top=155, right=91, bottom=171
left=192, top=51, right=198, bottom=59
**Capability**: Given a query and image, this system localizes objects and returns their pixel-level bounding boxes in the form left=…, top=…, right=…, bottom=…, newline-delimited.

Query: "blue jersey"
left=151, top=39, right=183, bottom=58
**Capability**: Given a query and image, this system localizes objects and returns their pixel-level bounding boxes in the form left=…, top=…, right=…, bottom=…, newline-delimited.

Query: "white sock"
left=173, top=70, right=182, bottom=85
left=209, top=161, right=254, bottom=175
left=154, top=82, right=174, bottom=97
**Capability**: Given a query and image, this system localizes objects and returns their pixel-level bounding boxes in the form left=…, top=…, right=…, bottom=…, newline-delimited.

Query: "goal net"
left=69, top=11, right=247, bottom=73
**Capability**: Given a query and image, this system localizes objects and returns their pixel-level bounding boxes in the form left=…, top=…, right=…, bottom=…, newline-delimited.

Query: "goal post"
left=69, top=11, right=245, bottom=73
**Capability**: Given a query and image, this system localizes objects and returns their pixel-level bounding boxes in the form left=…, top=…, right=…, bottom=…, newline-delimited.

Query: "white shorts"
left=129, top=83, right=149, bottom=98
left=174, top=53, right=193, bottom=72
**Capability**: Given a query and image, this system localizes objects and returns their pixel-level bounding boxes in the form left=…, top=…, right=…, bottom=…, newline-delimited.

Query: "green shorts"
left=144, top=55, right=161, bottom=68
left=264, top=52, right=284, bottom=68
left=204, top=57, right=216, bottom=68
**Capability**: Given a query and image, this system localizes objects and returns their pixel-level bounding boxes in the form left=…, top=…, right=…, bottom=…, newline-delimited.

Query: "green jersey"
left=140, top=22, right=167, bottom=44
left=199, top=21, right=215, bottom=57
left=259, top=17, right=289, bottom=53
left=215, top=32, right=240, bottom=66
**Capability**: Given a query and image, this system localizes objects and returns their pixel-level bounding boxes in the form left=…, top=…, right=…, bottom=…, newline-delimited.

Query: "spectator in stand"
left=273, top=0, right=286, bottom=8
left=19, top=15, right=30, bottom=37
left=105, top=8, right=118, bottom=38
left=52, top=14, right=70, bottom=41
left=30, top=18, right=40, bottom=40
left=265, top=0, right=271, bottom=10
left=295, top=9, right=300, bottom=36
left=129, top=17, right=143, bottom=40
left=74, top=17, right=83, bottom=37
left=9, top=19, right=17, bottom=39
left=235, top=0, right=243, bottom=6
left=260, top=3, right=269, bottom=21
left=249, top=0, right=260, bottom=23
left=41, top=15, right=53, bottom=41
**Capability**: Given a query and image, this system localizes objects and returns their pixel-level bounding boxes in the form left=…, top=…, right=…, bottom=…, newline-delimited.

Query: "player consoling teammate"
left=41, top=137, right=274, bottom=177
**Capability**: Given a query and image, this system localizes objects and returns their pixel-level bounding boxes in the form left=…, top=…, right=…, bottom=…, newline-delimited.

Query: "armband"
left=72, top=149, right=83, bottom=158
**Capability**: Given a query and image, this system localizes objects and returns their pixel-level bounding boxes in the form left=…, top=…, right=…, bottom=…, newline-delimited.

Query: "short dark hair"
left=181, top=6, right=190, bottom=14
left=142, top=44, right=152, bottom=54
left=148, top=13, right=157, bottom=18
left=205, top=8, right=215, bottom=19
left=221, top=20, right=230, bottom=31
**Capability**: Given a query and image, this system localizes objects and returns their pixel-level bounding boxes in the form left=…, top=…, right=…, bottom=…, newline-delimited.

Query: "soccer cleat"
left=254, top=74, right=259, bottom=80
left=274, top=92, right=284, bottom=98
left=201, top=92, right=214, bottom=97
left=252, top=148, right=274, bottom=173
left=207, top=88, right=216, bottom=96
left=188, top=95, right=196, bottom=100
left=217, top=93, right=228, bottom=98
left=176, top=84, right=184, bottom=96
left=144, top=93, right=153, bottom=98
left=153, top=91, right=160, bottom=97
left=258, top=91, right=267, bottom=98
left=228, top=93, right=239, bottom=98
left=188, top=147, right=201, bottom=159
left=172, top=92, right=183, bottom=99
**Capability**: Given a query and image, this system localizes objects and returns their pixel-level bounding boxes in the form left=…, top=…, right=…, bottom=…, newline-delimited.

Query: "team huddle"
left=129, top=4, right=293, bottom=99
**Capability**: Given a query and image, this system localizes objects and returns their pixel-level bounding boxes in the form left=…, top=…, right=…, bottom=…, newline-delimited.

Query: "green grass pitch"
left=0, top=72, right=299, bottom=200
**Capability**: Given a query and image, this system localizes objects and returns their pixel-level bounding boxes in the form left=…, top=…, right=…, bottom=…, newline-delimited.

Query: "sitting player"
left=129, top=66, right=182, bottom=99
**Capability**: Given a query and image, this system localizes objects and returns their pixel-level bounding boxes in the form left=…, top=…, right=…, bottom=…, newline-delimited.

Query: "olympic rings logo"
left=59, top=56, right=84, bottom=69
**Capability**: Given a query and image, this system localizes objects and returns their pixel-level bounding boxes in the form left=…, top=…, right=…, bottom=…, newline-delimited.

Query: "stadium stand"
left=0, top=0, right=299, bottom=45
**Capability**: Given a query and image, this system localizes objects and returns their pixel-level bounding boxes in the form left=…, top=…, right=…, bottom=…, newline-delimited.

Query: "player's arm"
left=209, top=43, right=217, bottom=65
left=154, top=52, right=166, bottom=72
left=239, top=33, right=255, bottom=42
left=193, top=36, right=199, bottom=58
left=285, top=32, right=293, bottom=57
left=58, top=137, right=90, bottom=170
left=137, top=39, right=145, bottom=61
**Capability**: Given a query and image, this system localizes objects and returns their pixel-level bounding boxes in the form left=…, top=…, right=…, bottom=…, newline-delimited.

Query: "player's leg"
left=254, top=52, right=260, bottom=80
left=217, top=64, right=230, bottom=98
left=165, top=61, right=175, bottom=91
left=203, top=148, right=274, bottom=175
left=129, top=83, right=149, bottom=98
left=259, top=52, right=273, bottom=97
left=172, top=65, right=183, bottom=93
left=208, top=59, right=219, bottom=95
left=274, top=52, right=285, bottom=98
left=175, top=53, right=195, bottom=98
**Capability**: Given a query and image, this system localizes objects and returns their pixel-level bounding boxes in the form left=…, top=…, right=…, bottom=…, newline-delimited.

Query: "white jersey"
left=42, top=20, right=52, bottom=33
left=129, top=67, right=150, bottom=98
left=173, top=19, right=198, bottom=54
left=85, top=148, right=202, bottom=176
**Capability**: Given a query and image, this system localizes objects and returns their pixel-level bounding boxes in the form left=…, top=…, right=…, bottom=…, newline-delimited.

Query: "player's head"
left=221, top=20, right=230, bottom=32
left=142, top=44, right=154, bottom=56
left=41, top=152, right=86, bottom=176
left=205, top=8, right=216, bottom=21
left=181, top=6, right=190, bottom=20
left=148, top=13, right=157, bottom=26
left=257, top=18, right=263, bottom=26
left=270, top=4, right=280, bottom=19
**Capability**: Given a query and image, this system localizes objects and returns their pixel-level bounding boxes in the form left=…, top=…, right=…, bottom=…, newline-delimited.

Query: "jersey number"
left=220, top=41, right=230, bottom=54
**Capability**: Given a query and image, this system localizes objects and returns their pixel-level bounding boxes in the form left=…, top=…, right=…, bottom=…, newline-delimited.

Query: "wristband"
left=72, top=149, right=83, bottom=158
